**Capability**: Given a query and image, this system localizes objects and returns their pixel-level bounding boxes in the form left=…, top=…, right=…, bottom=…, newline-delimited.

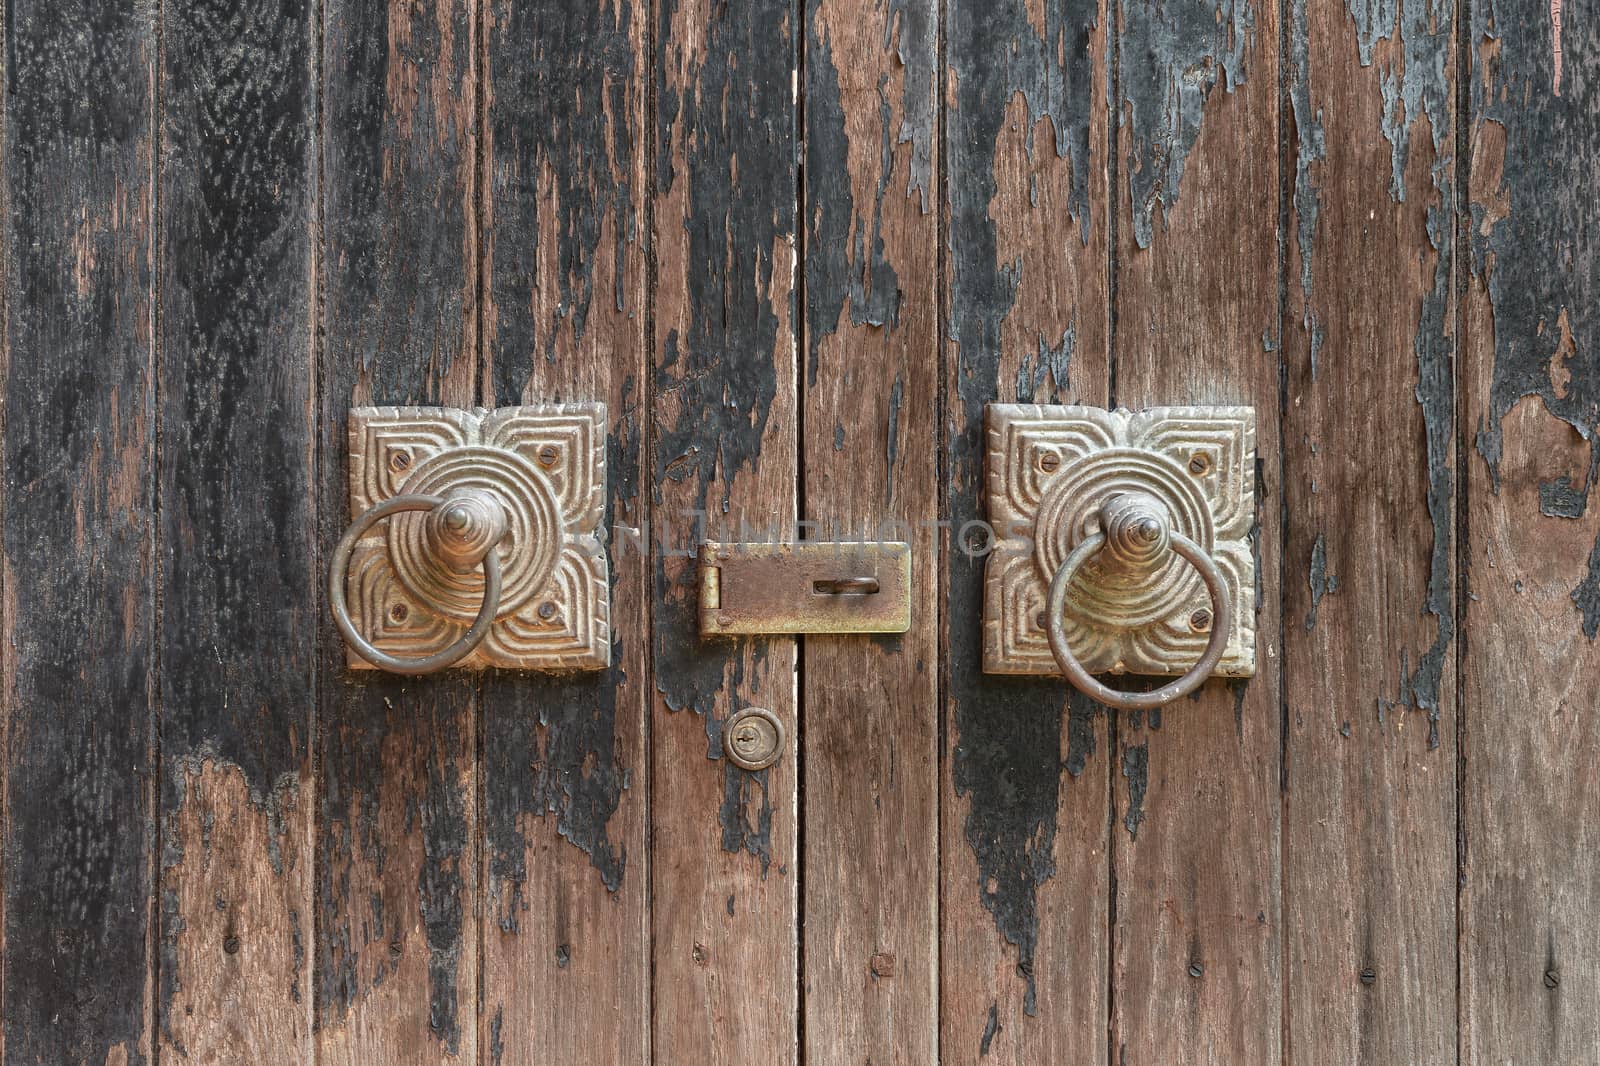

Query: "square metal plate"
left=344, top=405, right=610, bottom=671
left=983, top=404, right=1256, bottom=678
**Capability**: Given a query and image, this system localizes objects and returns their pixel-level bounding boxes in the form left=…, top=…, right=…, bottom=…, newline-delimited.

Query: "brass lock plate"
left=983, top=404, right=1256, bottom=678
left=343, top=405, right=610, bottom=670
left=699, top=542, right=912, bottom=635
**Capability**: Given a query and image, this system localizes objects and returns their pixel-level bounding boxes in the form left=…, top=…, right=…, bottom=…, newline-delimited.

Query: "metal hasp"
left=331, top=405, right=610, bottom=672
left=699, top=541, right=912, bottom=635
left=983, top=404, right=1256, bottom=707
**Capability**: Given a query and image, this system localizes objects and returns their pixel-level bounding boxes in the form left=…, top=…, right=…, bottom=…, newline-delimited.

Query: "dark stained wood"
left=650, top=0, right=801, bottom=1058
left=479, top=0, right=650, bottom=1060
left=157, top=0, right=317, bottom=1058
left=1282, top=1, right=1458, bottom=1061
left=1110, top=0, right=1282, bottom=1061
left=1, top=2, right=157, bottom=1063
left=318, top=1, right=481, bottom=1060
left=941, top=0, right=1113, bottom=1060
left=801, top=0, right=938, bottom=1060
left=1462, top=2, right=1600, bottom=1060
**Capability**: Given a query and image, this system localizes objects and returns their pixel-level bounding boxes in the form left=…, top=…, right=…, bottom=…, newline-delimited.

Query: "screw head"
left=537, top=444, right=560, bottom=467
left=723, top=707, right=785, bottom=771
left=1188, top=962, right=1204, bottom=979
left=1189, top=608, right=1212, bottom=632
left=1545, top=969, right=1561, bottom=989
left=1188, top=452, right=1212, bottom=476
left=223, top=934, right=241, bottom=956
left=389, top=448, right=413, bottom=473
left=1360, top=968, right=1377, bottom=986
left=1038, top=450, right=1060, bottom=473
left=537, top=601, right=558, bottom=621
left=389, top=602, right=410, bottom=624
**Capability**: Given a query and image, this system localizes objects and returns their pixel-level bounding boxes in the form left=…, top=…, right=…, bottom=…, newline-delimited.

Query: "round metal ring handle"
left=329, top=493, right=502, bottom=675
left=1045, top=528, right=1232, bottom=710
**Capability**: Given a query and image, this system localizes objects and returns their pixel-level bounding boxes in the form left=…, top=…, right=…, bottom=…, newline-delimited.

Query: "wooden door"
left=2, top=0, right=1596, bottom=1063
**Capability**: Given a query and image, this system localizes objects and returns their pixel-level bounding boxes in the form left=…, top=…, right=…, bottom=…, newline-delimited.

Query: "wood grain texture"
left=1110, top=0, right=1282, bottom=1061
left=479, top=0, right=649, bottom=1060
left=1281, top=1, right=1458, bottom=1062
left=318, top=1, right=481, bottom=1060
left=1462, top=1, right=1600, bottom=1061
left=941, top=0, right=1113, bottom=1061
left=156, top=0, right=317, bottom=1059
left=650, top=0, right=801, bottom=1058
left=802, top=0, right=938, bottom=1061
left=1, top=2, right=157, bottom=1063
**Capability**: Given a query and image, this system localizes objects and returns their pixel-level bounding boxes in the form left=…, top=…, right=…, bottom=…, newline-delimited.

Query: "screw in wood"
left=1544, top=969, right=1561, bottom=989
left=1188, top=962, right=1204, bottom=979
left=223, top=934, right=240, bottom=955
left=1360, top=968, right=1376, bottom=986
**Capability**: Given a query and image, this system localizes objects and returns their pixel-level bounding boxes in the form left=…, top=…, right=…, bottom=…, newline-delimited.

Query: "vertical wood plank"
left=1462, top=1, right=1600, bottom=1060
left=650, top=0, right=800, bottom=1057
left=1110, top=1, right=1282, bottom=1061
left=801, top=0, right=938, bottom=1060
left=1, top=1, right=157, bottom=1062
left=318, top=0, right=480, bottom=1060
left=941, top=0, right=1113, bottom=1061
left=1281, top=1, right=1458, bottom=1062
left=478, top=0, right=649, bottom=1060
left=157, top=0, right=317, bottom=1058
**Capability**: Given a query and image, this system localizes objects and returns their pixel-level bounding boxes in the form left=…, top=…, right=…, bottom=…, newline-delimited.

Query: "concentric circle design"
left=1034, top=447, right=1213, bottom=630
left=389, top=446, right=563, bottom=621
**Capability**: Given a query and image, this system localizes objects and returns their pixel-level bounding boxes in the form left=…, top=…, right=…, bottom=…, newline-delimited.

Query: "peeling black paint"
left=1305, top=533, right=1338, bottom=630
left=1014, top=328, right=1076, bottom=404
left=1287, top=0, right=1326, bottom=376
left=1119, top=0, right=1254, bottom=248
left=654, top=0, right=796, bottom=865
left=319, top=0, right=479, bottom=1047
left=886, top=373, right=905, bottom=504
left=486, top=0, right=638, bottom=391
left=947, top=0, right=1103, bottom=1014
left=1121, top=742, right=1149, bottom=840
left=979, top=1002, right=1001, bottom=1056
left=3, top=0, right=156, bottom=1061
left=1346, top=0, right=1455, bottom=202
left=1575, top=536, right=1600, bottom=640
left=1471, top=2, right=1600, bottom=547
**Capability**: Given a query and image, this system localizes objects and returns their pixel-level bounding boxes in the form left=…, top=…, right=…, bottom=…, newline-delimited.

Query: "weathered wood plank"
left=650, top=0, right=801, bottom=1057
left=479, top=0, right=649, bottom=1060
left=1, top=1, right=157, bottom=1062
left=318, top=1, right=481, bottom=1060
left=1110, top=1, right=1282, bottom=1061
left=1281, top=2, right=1458, bottom=1062
left=156, top=0, right=317, bottom=1059
left=1462, top=2, right=1600, bottom=1060
left=801, top=0, right=938, bottom=1060
left=941, top=0, right=1113, bottom=1060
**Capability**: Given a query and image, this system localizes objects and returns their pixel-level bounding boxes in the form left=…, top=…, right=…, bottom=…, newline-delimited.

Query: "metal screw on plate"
left=1189, top=607, right=1212, bottom=632
left=537, top=601, right=558, bottom=620
left=390, top=448, right=413, bottom=473
left=537, top=443, right=560, bottom=467
left=389, top=602, right=410, bottom=624
left=1188, top=452, right=1212, bottom=476
left=1038, top=450, right=1060, bottom=473
left=723, top=707, right=785, bottom=771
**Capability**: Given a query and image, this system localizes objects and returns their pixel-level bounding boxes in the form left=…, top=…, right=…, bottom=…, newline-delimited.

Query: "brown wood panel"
left=801, top=0, right=939, bottom=1061
left=650, top=0, right=801, bottom=1059
left=156, top=0, right=317, bottom=1059
left=1281, top=2, right=1459, bottom=1062
left=1110, top=1, right=1282, bottom=1061
left=318, top=1, right=481, bottom=1060
left=1, top=2, right=157, bottom=1063
left=479, top=0, right=650, bottom=1061
left=1462, top=2, right=1600, bottom=1060
left=941, top=0, right=1113, bottom=1061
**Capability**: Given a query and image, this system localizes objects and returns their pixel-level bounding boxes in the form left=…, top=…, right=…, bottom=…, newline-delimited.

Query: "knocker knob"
left=425, top=488, right=509, bottom=573
left=1097, top=491, right=1173, bottom=574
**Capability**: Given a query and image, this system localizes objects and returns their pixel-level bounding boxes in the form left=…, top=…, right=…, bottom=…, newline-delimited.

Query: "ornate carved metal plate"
left=342, top=405, right=609, bottom=671
left=983, top=404, right=1257, bottom=678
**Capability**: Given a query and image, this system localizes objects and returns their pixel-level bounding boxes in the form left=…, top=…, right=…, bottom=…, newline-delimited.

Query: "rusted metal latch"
left=698, top=542, right=912, bottom=635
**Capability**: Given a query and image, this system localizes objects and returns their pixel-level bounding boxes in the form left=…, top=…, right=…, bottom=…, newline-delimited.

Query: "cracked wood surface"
left=2, top=1, right=1597, bottom=1064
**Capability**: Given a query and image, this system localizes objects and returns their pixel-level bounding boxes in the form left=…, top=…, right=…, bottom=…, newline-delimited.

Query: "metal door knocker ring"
left=330, top=491, right=506, bottom=674
left=1045, top=492, right=1232, bottom=709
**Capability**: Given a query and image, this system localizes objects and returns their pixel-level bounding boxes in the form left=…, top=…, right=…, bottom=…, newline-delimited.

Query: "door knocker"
left=982, top=404, right=1257, bottom=708
left=330, top=405, right=611, bottom=674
